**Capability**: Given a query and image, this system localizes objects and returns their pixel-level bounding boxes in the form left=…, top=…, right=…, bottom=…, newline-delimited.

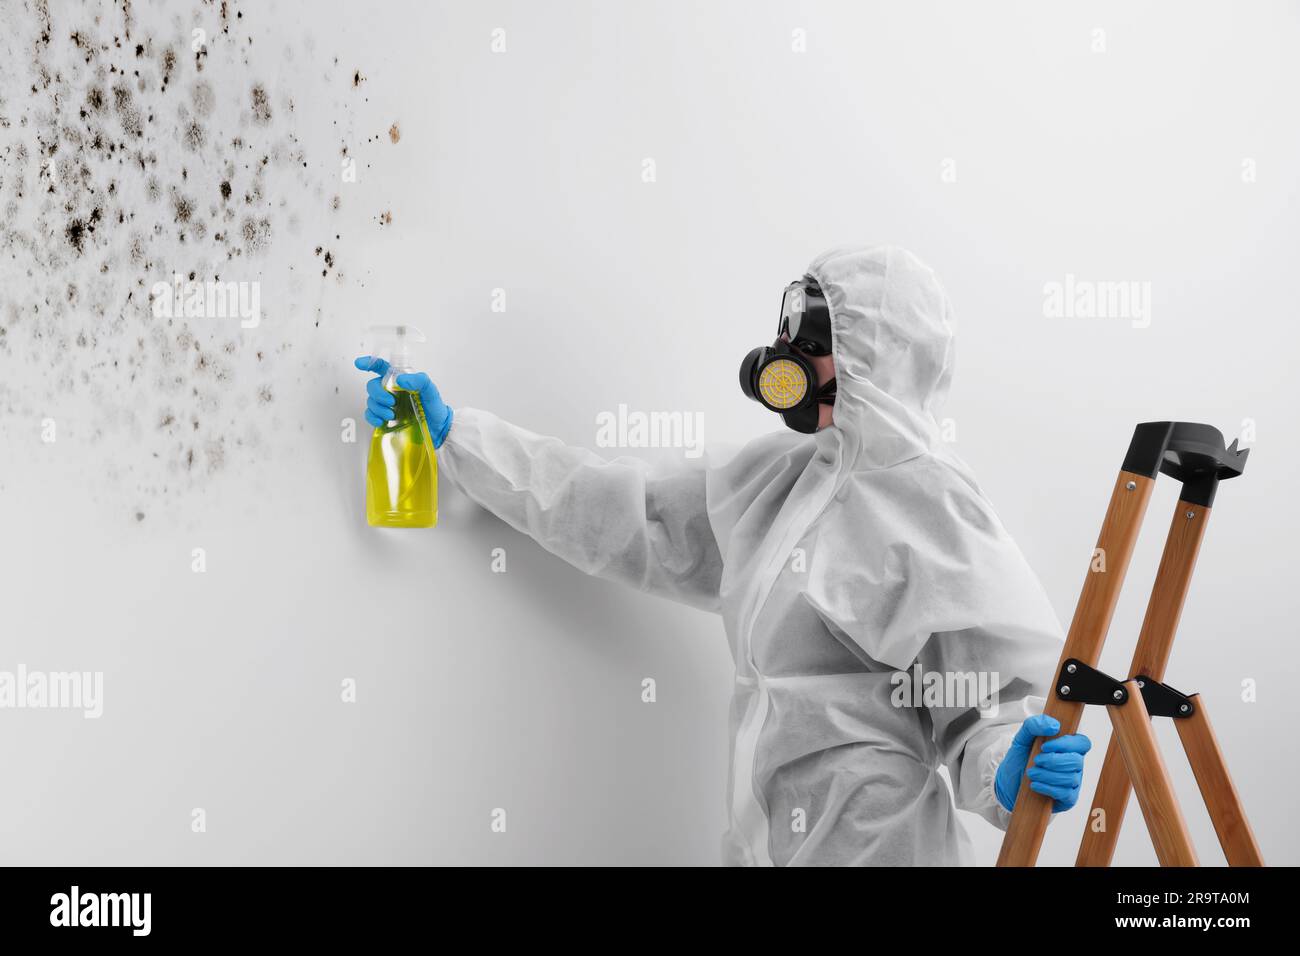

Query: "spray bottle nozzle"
left=367, top=324, right=426, bottom=369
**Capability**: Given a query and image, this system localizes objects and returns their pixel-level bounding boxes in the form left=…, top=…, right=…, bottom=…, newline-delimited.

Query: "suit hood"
left=806, top=245, right=956, bottom=469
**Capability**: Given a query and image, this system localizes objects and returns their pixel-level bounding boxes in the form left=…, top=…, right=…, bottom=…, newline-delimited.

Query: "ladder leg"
left=1175, top=695, right=1264, bottom=866
left=998, top=471, right=1154, bottom=867
left=1076, top=499, right=1212, bottom=866
left=1109, top=680, right=1198, bottom=866
left=1076, top=737, right=1132, bottom=865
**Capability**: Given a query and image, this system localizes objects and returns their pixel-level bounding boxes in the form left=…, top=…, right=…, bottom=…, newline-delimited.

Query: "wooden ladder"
left=997, top=422, right=1262, bottom=868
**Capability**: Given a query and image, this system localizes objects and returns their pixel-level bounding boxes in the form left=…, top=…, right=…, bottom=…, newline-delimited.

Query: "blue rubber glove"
left=995, top=714, right=1091, bottom=813
left=354, top=356, right=454, bottom=448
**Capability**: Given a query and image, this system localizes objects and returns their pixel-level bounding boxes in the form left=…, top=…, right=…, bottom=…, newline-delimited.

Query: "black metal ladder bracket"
left=1135, top=675, right=1196, bottom=719
left=1055, top=658, right=1129, bottom=706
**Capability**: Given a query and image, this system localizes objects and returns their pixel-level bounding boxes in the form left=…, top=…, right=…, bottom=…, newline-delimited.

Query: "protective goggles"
left=777, top=277, right=832, bottom=356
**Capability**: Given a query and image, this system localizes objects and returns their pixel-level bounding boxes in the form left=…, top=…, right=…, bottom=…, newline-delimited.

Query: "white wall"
left=1, top=0, right=1296, bottom=865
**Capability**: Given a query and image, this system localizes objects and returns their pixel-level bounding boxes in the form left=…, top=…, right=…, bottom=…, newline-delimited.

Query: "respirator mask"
left=738, top=277, right=837, bottom=434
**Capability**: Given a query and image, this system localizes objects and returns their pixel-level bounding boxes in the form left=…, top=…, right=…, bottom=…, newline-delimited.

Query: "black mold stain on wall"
left=0, top=0, right=382, bottom=516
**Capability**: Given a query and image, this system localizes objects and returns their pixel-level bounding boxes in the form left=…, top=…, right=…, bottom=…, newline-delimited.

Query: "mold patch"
left=0, top=0, right=372, bottom=519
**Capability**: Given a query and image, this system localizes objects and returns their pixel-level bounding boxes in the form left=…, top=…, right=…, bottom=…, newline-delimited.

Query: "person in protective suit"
left=356, top=244, right=1090, bottom=866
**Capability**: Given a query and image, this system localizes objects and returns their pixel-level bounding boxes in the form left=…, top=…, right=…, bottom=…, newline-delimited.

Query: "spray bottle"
left=364, top=325, right=437, bottom=528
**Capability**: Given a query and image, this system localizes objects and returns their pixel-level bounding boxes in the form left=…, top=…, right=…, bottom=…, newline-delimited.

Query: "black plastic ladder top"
left=1120, top=421, right=1249, bottom=507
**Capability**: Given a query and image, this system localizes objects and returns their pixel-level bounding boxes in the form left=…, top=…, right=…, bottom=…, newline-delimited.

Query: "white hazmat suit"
left=438, top=245, right=1063, bottom=865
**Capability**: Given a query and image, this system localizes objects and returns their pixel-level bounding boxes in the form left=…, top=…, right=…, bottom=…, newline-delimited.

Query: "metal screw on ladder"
left=1060, top=685, right=1071, bottom=696
left=1113, top=689, right=1125, bottom=701
left=1186, top=511, right=1195, bottom=519
left=1126, top=481, right=1136, bottom=491
left=1067, top=663, right=1077, bottom=674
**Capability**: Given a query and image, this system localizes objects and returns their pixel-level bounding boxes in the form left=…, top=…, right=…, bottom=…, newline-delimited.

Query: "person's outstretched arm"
left=356, top=358, right=723, bottom=612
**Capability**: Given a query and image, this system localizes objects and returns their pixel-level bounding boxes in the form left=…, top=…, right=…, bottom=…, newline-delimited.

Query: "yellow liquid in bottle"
left=365, top=385, right=437, bottom=528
